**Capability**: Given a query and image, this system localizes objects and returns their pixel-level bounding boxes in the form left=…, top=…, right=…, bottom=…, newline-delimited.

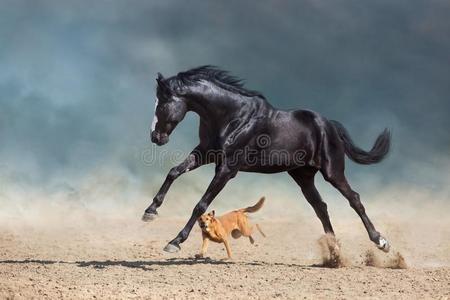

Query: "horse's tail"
left=330, top=120, right=391, bottom=165
left=241, top=197, right=265, bottom=213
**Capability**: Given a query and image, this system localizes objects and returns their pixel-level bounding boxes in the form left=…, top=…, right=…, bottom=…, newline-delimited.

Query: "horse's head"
left=151, top=73, right=188, bottom=146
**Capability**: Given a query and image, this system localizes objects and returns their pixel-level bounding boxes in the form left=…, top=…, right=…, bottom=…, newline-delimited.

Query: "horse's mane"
left=172, top=65, right=266, bottom=99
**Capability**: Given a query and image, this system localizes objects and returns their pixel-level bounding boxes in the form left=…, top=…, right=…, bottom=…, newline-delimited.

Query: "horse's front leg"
left=142, top=148, right=204, bottom=222
left=163, top=164, right=238, bottom=252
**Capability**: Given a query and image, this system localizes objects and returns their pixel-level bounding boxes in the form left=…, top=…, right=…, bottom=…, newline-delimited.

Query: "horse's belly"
left=239, top=164, right=302, bottom=174
left=236, top=139, right=316, bottom=173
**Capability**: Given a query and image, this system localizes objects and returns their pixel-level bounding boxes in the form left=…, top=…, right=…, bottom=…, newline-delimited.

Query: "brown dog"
left=196, top=197, right=266, bottom=259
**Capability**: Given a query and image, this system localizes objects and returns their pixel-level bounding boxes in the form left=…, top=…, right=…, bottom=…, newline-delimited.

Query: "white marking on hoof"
left=377, top=237, right=390, bottom=253
left=163, top=243, right=181, bottom=253
left=141, top=212, right=158, bottom=222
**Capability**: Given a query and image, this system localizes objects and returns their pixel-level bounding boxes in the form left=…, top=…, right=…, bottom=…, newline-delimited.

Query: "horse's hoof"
left=163, top=243, right=181, bottom=253
left=141, top=212, right=158, bottom=222
left=377, top=236, right=390, bottom=253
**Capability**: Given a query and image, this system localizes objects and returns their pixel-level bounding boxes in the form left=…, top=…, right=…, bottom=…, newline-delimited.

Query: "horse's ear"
left=156, top=73, right=172, bottom=97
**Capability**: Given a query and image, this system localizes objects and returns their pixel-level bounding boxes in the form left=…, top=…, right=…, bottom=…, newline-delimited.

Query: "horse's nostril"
left=151, top=131, right=159, bottom=143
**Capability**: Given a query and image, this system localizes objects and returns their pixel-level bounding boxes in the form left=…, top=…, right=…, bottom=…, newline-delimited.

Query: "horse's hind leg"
left=289, top=168, right=334, bottom=234
left=322, top=170, right=390, bottom=252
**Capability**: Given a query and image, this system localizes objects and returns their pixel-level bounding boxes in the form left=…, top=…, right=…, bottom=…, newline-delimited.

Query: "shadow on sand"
left=0, top=258, right=324, bottom=271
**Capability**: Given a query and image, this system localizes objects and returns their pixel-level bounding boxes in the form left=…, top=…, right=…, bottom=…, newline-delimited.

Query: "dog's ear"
left=209, top=210, right=215, bottom=217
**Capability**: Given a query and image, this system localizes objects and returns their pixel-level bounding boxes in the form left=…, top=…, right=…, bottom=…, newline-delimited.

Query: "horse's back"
left=268, top=109, right=323, bottom=148
left=267, top=108, right=343, bottom=169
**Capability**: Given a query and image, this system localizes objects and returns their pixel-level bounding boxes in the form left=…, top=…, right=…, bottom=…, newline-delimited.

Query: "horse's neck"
left=187, top=96, right=240, bottom=128
left=185, top=82, right=274, bottom=139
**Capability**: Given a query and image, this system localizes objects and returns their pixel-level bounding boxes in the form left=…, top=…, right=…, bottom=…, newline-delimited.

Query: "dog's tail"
left=240, top=196, right=265, bottom=213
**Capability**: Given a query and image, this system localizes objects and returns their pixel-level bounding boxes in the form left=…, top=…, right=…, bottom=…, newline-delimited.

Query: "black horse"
left=143, top=66, right=391, bottom=254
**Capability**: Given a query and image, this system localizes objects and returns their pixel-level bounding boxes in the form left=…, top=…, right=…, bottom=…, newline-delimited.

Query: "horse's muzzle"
left=151, top=131, right=169, bottom=145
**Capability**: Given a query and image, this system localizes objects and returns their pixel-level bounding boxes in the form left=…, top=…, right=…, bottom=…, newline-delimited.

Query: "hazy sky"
left=1, top=0, right=449, bottom=196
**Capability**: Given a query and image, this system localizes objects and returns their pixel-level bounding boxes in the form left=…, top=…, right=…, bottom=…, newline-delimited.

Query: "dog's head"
left=198, top=210, right=215, bottom=232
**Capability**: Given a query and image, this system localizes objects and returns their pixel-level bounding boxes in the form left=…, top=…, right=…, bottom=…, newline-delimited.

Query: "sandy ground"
left=0, top=208, right=449, bottom=300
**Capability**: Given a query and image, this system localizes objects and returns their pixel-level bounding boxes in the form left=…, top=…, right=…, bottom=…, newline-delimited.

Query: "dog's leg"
left=238, top=218, right=254, bottom=238
left=223, top=239, right=232, bottom=259
left=195, top=236, right=209, bottom=258
left=256, top=224, right=266, bottom=237
left=240, top=218, right=264, bottom=244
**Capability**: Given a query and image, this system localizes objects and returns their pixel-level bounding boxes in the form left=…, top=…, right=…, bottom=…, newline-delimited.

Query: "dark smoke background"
left=1, top=0, right=449, bottom=217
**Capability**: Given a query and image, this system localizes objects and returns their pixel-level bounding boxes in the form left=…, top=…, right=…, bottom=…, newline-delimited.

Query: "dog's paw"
left=194, top=253, right=204, bottom=259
